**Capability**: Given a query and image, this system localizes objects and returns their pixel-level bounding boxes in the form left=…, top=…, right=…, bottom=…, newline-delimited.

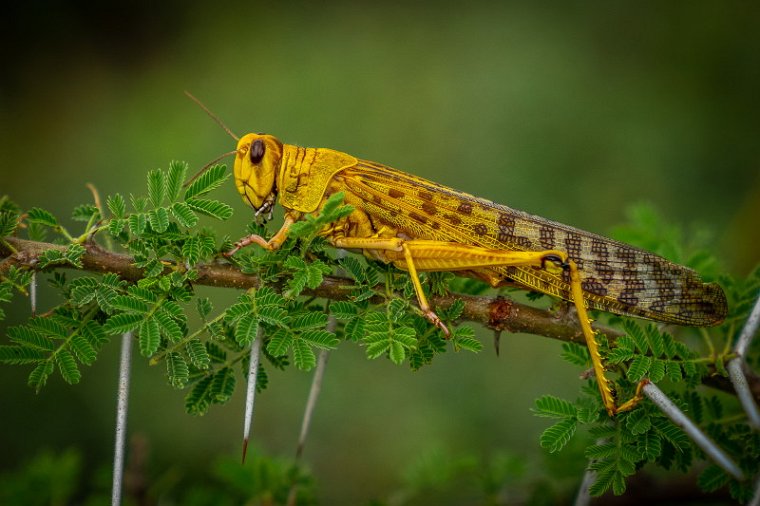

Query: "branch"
left=2, top=236, right=758, bottom=402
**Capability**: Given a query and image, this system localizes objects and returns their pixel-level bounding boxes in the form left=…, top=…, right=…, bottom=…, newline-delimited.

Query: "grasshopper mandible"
left=218, top=127, right=727, bottom=417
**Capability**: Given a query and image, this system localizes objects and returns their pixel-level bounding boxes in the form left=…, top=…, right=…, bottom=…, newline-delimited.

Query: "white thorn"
left=643, top=382, right=744, bottom=480
left=112, top=331, right=133, bottom=506
left=727, top=358, right=760, bottom=430
left=242, top=326, right=263, bottom=462
left=735, top=290, right=760, bottom=358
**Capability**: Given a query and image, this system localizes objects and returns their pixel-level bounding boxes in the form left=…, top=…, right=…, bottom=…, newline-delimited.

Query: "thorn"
left=493, top=330, right=501, bottom=356
left=242, top=437, right=249, bottom=464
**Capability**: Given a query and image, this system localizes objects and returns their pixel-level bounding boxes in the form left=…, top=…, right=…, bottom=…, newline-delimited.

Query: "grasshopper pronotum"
left=185, top=91, right=727, bottom=417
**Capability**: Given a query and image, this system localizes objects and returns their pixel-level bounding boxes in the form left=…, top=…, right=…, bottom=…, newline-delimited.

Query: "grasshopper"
left=219, top=129, right=726, bottom=417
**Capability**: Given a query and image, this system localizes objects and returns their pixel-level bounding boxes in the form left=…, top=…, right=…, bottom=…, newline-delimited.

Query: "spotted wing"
left=338, top=160, right=727, bottom=326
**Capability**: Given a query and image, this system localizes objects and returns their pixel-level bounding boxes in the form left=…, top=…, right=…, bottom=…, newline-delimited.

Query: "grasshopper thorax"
left=234, top=133, right=284, bottom=214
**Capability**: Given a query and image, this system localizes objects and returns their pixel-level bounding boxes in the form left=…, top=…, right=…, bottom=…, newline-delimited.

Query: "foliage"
left=0, top=448, right=316, bottom=506
left=1, top=164, right=758, bottom=502
left=0, top=163, right=478, bottom=407
left=533, top=207, right=760, bottom=501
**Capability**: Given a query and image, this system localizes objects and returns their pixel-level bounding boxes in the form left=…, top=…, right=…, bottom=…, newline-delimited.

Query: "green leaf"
left=539, top=418, right=577, bottom=453
left=27, top=207, right=58, bottom=227
left=166, top=161, right=188, bottom=202
left=185, top=198, right=233, bottom=220
left=139, top=317, right=161, bottom=357
left=305, top=261, right=330, bottom=288
left=127, top=285, right=159, bottom=304
left=8, top=326, right=56, bottom=351
left=148, top=207, right=170, bottom=233
left=55, top=349, right=81, bottom=384
left=27, top=316, right=68, bottom=338
left=235, top=314, right=260, bottom=347
left=107, top=193, right=126, bottom=218
left=561, top=342, right=589, bottom=366
left=644, top=324, right=665, bottom=357
left=292, top=338, right=316, bottom=370
left=103, top=313, right=144, bottom=335
left=451, top=326, right=480, bottom=352
left=585, top=442, right=617, bottom=460
left=648, top=358, right=666, bottom=383
left=196, top=297, right=212, bottom=319
left=387, top=298, right=408, bottom=322
left=287, top=270, right=308, bottom=297
left=339, top=256, right=366, bottom=282
left=330, top=301, right=358, bottom=320
left=128, top=213, right=147, bottom=236
left=81, top=321, right=108, bottom=347
left=344, top=317, right=365, bottom=342
left=681, top=359, right=698, bottom=378
left=266, top=329, right=292, bottom=357
left=652, top=417, right=690, bottom=452
left=69, top=334, right=97, bottom=365
left=155, top=310, right=183, bottom=342
left=637, top=430, right=662, bottom=461
left=108, top=218, right=126, bottom=236
left=186, top=337, right=210, bottom=369
left=392, top=326, right=418, bottom=348
left=623, top=320, right=648, bottom=354
left=185, top=375, right=213, bottom=415
left=71, top=204, right=99, bottom=222
left=0, top=345, right=46, bottom=364
left=37, top=246, right=84, bottom=269
left=625, top=408, right=651, bottom=435
left=28, top=360, right=54, bottom=392
left=147, top=168, right=165, bottom=208
left=300, top=329, right=339, bottom=349
left=698, top=464, right=730, bottom=493
left=206, top=342, right=227, bottom=363
left=64, top=243, right=85, bottom=268
left=184, top=164, right=229, bottom=199
left=365, top=337, right=390, bottom=360
left=289, top=312, right=328, bottom=330
left=257, top=306, right=288, bottom=327
left=182, top=235, right=201, bottom=265
left=210, top=367, right=236, bottom=402
left=441, top=298, right=465, bottom=321
left=171, top=201, right=198, bottom=227
left=111, top=295, right=149, bottom=314
left=0, top=210, right=19, bottom=237
left=665, top=360, right=683, bottom=382
left=166, top=351, right=189, bottom=388
left=626, top=355, right=652, bottom=382
left=533, top=395, right=578, bottom=419
left=389, top=341, right=406, bottom=364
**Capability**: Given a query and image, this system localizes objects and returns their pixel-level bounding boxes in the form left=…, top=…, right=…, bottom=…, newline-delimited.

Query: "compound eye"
left=249, top=139, right=265, bottom=164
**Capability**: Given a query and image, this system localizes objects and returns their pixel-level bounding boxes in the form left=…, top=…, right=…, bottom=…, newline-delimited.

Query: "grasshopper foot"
left=423, top=310, right=450, bottom=337
left=225, top=235, right=271, bottom=257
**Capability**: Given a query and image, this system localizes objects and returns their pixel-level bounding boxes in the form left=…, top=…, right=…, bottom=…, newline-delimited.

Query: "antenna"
left=184, top=91, right=239, bottom=141
left=183, top=149, right=239, bottom=188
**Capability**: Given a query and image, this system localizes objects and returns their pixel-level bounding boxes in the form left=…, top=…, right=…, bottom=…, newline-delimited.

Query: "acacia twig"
left=2, top=236, right=758, bottom=403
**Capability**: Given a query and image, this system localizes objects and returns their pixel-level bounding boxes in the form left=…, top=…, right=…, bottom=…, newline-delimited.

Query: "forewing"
left=339, top=161, right=727, bottom=326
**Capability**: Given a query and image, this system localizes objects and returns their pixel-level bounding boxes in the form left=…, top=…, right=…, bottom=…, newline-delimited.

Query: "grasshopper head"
left=234, top=133, right=284, bottom=216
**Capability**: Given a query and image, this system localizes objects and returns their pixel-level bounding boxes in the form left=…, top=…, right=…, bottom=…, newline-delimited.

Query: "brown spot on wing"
left=389, top=188, right=405, bottom=199
left=421, top=201, right=437, bottom=215
left=409, top=211, right=427, bottom=224
left=444, top=214, right=462, bottom=225
left=458, top=202, right=473, bottom=215
left=539, top=226, right=555, bottom=249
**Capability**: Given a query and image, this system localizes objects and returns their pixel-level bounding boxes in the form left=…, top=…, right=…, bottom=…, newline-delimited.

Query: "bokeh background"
left=2, top=1, right=759, bottom=503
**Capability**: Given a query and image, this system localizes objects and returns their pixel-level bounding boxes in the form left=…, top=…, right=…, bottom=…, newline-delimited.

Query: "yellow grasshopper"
left=221, top=129, right=727, bottom=417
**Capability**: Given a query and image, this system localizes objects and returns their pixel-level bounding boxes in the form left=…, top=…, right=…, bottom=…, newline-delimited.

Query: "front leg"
left=225, top=213, right=297, bottom=256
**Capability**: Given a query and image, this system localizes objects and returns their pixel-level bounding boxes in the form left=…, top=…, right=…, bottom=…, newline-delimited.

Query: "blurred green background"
left=2, top=1, right=759, bottom=503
